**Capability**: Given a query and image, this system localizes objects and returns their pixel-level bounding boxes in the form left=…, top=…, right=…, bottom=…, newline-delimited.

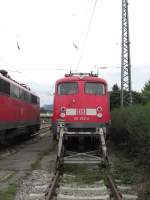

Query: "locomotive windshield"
left=58, top=82, right=78, bottom=95
left=85, top=82, right=105, bottom=95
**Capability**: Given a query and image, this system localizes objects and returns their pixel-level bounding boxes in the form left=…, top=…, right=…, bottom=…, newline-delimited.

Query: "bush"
left=111, top=103, right=150, bottom=167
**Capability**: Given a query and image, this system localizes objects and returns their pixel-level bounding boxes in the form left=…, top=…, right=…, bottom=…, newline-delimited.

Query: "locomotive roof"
left=56, top=75, right=107, bottom=85
left=0, top=72, right=38, bottom=97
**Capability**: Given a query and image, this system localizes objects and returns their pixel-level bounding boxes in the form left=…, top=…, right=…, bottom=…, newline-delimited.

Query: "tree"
left=110, top=84, right=121, bottom=110
left=132, top=91, right=144, bottom=105
left=40, top=107, right=46, bottom=113
left=110, top=84, right=144, bottom=110
left=142, top=79, right=150, bottom=103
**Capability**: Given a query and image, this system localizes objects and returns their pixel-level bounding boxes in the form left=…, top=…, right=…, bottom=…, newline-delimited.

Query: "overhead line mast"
left=121, top=0, right=132, bottom=107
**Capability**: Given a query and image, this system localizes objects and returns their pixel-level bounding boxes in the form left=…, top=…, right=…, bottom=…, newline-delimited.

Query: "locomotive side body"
left=0, top=72, right=40, bottom=144
left=52, top=73, right=110, bottom=137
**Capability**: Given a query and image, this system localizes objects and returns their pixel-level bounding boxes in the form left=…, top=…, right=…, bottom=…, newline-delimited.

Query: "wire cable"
left=76, top=0, right=98, bottom=70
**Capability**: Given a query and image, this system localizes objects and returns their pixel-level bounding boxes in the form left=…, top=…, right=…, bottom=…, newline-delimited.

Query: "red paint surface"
left=52, top=76, right=110, bottom=124
left=0, top=95, right=40, bottom=123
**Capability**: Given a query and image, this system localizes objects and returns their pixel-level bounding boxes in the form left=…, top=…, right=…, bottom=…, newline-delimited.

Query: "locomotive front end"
left=52, top=72, right=110, bottom=166
left=52, top=72, right=110, bottom=138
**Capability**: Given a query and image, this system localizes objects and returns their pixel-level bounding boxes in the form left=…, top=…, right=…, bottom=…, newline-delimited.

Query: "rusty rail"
left=45, top=170, right=60, bottom=200
left=107, top=175, right=122, bottom=200
left=40, top=126, right=51, bottom=130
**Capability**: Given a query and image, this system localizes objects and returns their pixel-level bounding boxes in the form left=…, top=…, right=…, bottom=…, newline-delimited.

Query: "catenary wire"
left=76, top=0, right=99, bottom=70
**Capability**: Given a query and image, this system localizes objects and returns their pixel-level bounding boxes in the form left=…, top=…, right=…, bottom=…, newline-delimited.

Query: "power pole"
left=121, top=0, right=132, bottom=107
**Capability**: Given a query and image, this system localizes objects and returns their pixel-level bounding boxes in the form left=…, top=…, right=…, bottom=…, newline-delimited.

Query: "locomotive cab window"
left=85, top=82, right=105, bottom=95
left=10, top=84, right=20, bottom=99
left=23, top=91, right=30, bottom=102
left=0, top=78, right=10, bottom=95
left=58, top=82, right=78, bottom=95
left=31, top=94, right=38, bottom=104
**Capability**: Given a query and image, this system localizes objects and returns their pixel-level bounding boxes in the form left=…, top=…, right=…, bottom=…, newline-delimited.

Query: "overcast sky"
left=0, top=0, right=150, bottom=105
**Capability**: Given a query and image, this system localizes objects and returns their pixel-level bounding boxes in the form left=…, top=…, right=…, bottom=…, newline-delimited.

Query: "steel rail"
left=40, top=126, right=51, bottom=130
left=30, top=126, right=50, bottom=138
left=107, top=175, right=122, bottom=200
left=45, top=170, right=60, bottom=200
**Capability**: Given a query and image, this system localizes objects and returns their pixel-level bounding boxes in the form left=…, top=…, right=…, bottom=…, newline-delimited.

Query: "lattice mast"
left=121, top=0, right=132, bottom=107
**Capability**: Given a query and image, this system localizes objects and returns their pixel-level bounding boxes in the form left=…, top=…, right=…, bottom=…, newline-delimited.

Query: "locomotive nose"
left=68, top=99, right=76, bottom=107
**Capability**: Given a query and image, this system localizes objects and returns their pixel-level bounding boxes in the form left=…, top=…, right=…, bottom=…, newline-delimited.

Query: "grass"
left=62, top=162, right=136, bottom=185
left=62, top=147, right=150, bottom=199
left=62, top=164, right=109, bottom=184
left=109, top=143, right=150, bottom=199
left=0, top=184, right=17, bottom=200
left=30, top=158, right=40, bottom=170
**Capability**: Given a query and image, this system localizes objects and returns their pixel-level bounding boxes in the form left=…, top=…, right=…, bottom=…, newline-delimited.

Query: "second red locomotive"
left=0, top=70, right=40, bottom=144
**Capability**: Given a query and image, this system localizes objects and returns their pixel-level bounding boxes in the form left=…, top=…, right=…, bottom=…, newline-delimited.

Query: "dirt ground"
left=0, top=130, right=57, bottom=199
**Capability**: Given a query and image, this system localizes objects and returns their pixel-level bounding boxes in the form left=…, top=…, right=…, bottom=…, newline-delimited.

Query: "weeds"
left=62, top=164, right=109, bottom=184
left=111, top=103, right=150, bottom=168
left=0, top=184, right=17, bottom=200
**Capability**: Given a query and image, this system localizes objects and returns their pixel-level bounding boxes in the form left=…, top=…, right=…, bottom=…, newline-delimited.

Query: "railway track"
left=14, top=161, right=138, bottom=200
left=44, top=127, right=138, bottom=200
left=31, top=125, right=51, bottom=137
left=13, top=150, right=139, bottom=199
left=17, top=165, right=138, bottom=200
left=13, top=126, right=138, bottom=200
left=0, top=125, right=51, bottom=159
left=44, top=168, right=138, bottom=200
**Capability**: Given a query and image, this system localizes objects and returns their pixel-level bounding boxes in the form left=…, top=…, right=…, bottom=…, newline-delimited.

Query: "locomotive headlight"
left=60, top=107, right=66, bottom=118
left=97, top=113, right=103, bottom=118
left=60, top=113, right=66, bottom=118
left=60, top=106, right=66, bottom=113
left=97, top=106, right=102, bottom=112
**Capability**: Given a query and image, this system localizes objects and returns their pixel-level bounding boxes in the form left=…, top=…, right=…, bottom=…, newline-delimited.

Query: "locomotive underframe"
left=52, top=121, right=110, bottom=140
left=0, top=121, right=40, bottom=131
left=0, top=121, right=40, bottom=144
left=56, top=121, right=109, bottom=168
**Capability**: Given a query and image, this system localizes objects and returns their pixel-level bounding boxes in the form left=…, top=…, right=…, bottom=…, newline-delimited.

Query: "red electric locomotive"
left=0, top=70, right=40, bottom=144
left=52, top=72, right=111, bottom=139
